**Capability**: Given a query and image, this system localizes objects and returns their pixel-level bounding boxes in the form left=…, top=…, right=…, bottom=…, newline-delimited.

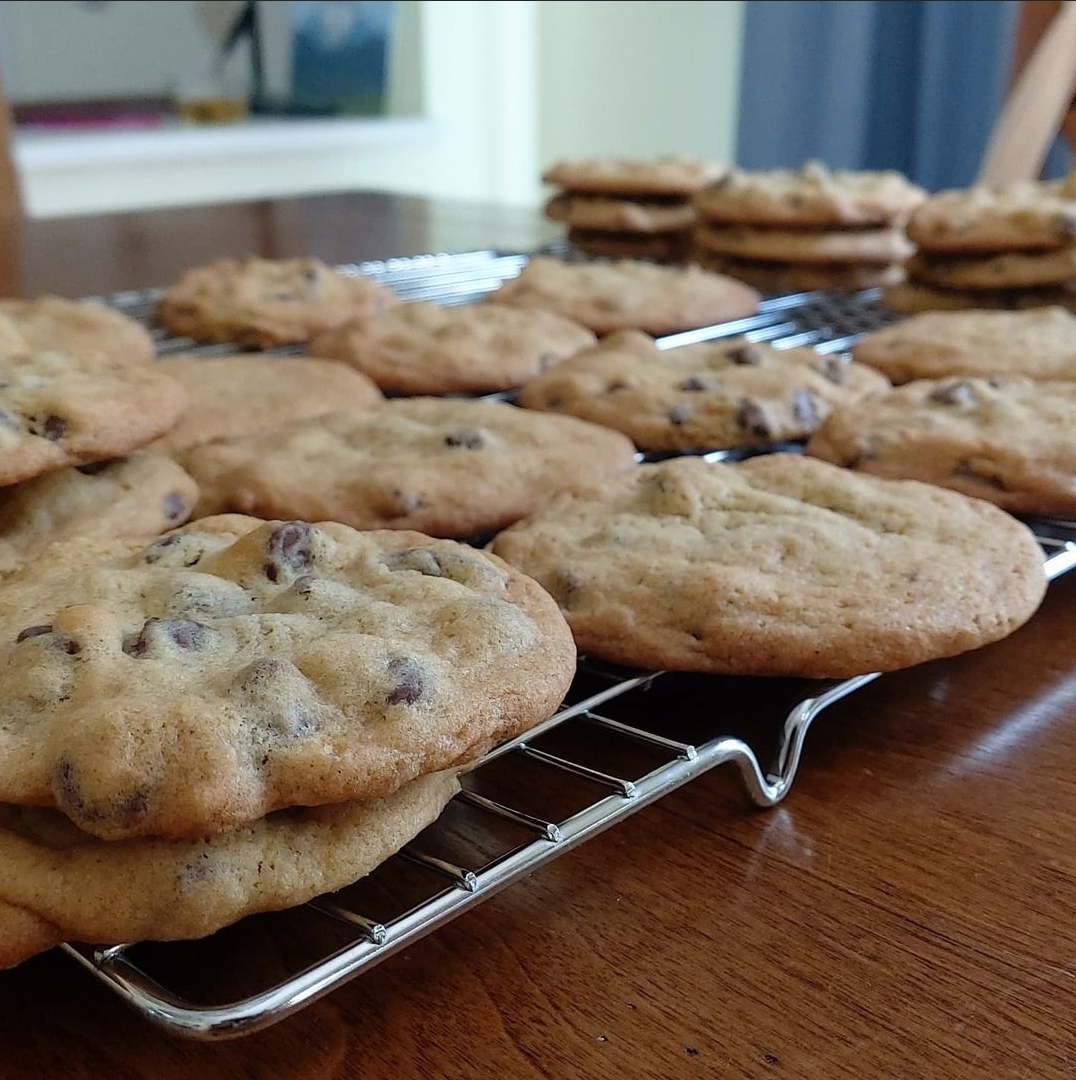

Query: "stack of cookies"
left=0, top=275, right=590, bottom=968
left=882, top=178, right=1076, bottom=313
left=0, top=515, right=577, bottom=968
left=691, top=161, right=926, bottom=295
left=541, top=155, right=727, bottom=264
left=0, top=297, right=202, bottom=575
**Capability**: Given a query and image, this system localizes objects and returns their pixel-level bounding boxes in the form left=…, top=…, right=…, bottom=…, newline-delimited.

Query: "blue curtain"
left=735, top=0, right=1071, bottom=192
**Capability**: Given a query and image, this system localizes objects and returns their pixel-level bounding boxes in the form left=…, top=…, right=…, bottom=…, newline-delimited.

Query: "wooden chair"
left=0, top=68, right=21, bottom=296
left=0, top=68, right=23, bottom=221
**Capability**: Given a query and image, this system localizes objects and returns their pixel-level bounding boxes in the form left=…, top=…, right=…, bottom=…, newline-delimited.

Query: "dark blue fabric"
left=735, top=0, right=1069, bottom=192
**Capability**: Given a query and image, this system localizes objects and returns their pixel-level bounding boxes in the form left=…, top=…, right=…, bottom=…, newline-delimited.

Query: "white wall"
left=537, top=1, right=744, bottom=170
left=6, top=0, right=745, bottom=219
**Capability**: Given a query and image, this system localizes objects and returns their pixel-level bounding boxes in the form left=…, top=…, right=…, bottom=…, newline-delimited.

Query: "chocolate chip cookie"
left=0, top=452, right=198, bottom=575
left=0, top=514, right=576, bottom=840
left=157, top=256, right=402, bottom=348
left=0, top=768, right=458, bottom=968
left=0, top=297, right=156, bottom=366
left=805, top=375, right=1076, bottom=516
left=0, top=346, right=190, bottom=486
left=181, top=397, right=639, bottom=538
left=516, top=330, right=890, bottom=453
left=485, top=256, right=761, bottom=336
left=145, top=354, right=384, bottom=456
left=491, top=453, right=1046, bottom=678
left=851, top=306, right=1076, bottom=383
left=693, top=161, right=927, bottom=228
left=307, top=300, right=597, bottom=396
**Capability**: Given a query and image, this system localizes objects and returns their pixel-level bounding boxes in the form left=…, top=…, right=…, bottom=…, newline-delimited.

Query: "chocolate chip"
left=815, top=355, right=848, bottom=384
left=736, top=397, right=773, bottom=438
left=239, top=656, right=292, bottom=690
left=384, top=545, right=504, bottom=588
left=606, top=379, right=629, bottom=392
left=29, top=414, right=68, bottom=441
left=265, top=521, right=315, bottom=582
left=162, top=492, right=188, bottom=522
left=386, top=655, right=426, bottom=705
left=14, top=624, right=79, bottom=654
left=668, top=404, right=692, bottom=426
left=124, top=618, right=214, bottom=657
left=140, top=533, right=182, bottom=563
left=236, top=657, right=319, bottom=740
left=929, top=381, right=979, bottom=407
left=677, top=375, right=709, bottom=392
left=725, top=343, right=763, bottom=366
left=271, top=701, right=314, bottom=738
left=53, top=758, right=148, bottom=834
left=444, top=429, right=485, bottom=450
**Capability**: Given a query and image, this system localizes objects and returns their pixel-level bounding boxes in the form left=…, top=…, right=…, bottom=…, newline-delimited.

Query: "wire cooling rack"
left=98, top=247, right=903, bottom=358
left=58, top=250, right=1076, bottom=1039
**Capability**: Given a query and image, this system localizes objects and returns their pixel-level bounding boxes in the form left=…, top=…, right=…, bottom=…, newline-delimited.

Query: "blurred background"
left=0, top=0, right=1064, bottom=219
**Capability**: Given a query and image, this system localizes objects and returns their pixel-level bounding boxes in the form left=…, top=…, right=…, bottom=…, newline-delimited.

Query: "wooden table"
left=2, top=191, right=1076, bottom=1080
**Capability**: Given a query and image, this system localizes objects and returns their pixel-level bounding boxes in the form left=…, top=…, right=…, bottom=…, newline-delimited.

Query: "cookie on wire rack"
left=516, top=330, right=890, bottom=453
left=850, top=305, right=1076, bottom=384
left=307, top=299, right=598, bottom=396
left=0, top=514, right=576, bottom=841
left=0, top=338, right=191, bottom=487
left=491, top=453, right=1046, bottom=679
left=0, top=768, right=459, bottom=969
left=180, top=396, right=639, bottom=539
left=144, top=353, right=385, bottom=456
left=0, top=452, right=198, bottom=576
left=485, top=255, right=761, bottom=336
left=0, top=296, right=156, bottom=367
left=805, top=374, right=1076, bottom=517
left=157, top=256, right=402, bottom=349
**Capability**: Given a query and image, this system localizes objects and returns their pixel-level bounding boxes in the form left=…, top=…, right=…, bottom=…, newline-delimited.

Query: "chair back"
left=0, top=71, right=23, bottom=221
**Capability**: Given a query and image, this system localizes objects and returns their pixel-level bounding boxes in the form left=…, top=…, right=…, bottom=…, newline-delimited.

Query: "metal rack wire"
left=58, top=250, right=1076, bottom=1040
left=97, top=247, right=903, bottom=358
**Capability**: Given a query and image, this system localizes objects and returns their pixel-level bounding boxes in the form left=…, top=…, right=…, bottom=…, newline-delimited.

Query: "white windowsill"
left=13, top=114, right=434, bottom=171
